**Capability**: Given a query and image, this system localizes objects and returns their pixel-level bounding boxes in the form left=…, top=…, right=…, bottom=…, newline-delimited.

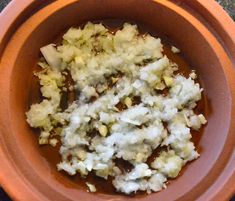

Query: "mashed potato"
left=26, top=22, right=207, bottom=194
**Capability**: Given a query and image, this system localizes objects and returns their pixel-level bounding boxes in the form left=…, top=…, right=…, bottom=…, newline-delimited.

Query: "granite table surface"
left=0, top=0, right=234, bottom=201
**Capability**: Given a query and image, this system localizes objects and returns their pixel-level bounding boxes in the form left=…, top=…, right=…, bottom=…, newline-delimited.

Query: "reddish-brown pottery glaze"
left=0, top=1, right=234, bottom=201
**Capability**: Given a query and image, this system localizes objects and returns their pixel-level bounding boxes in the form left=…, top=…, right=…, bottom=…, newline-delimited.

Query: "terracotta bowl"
left=0, top=0, right=235, bottom=201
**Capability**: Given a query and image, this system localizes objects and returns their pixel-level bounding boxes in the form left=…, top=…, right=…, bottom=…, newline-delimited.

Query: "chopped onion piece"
left=40, top=44, right=61, bottom=69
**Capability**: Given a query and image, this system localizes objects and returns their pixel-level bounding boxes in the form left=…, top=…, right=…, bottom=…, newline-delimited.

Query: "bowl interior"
left=6, top=1, right=232, bottom=201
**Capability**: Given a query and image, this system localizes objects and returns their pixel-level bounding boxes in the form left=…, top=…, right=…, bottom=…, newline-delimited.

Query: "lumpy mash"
left=26, top=22, right=207, bottom=194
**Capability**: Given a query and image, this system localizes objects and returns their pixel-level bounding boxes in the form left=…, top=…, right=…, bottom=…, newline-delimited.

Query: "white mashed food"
left=26, top=22, right=207, bottom=194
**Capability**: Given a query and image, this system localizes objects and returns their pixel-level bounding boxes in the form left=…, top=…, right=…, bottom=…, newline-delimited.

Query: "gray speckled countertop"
left=0, top=0, right=10, bottom=11
left=216, top=0, right=235, bottom=20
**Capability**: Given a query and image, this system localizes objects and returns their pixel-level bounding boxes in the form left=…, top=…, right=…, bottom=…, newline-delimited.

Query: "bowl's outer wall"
left=0, top=0, right=234, bottom=201
left=168, top=0, right=235, bottom=64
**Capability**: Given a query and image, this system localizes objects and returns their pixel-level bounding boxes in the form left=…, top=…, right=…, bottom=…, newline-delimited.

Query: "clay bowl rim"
left=0, top=0, right=235, bottom=201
